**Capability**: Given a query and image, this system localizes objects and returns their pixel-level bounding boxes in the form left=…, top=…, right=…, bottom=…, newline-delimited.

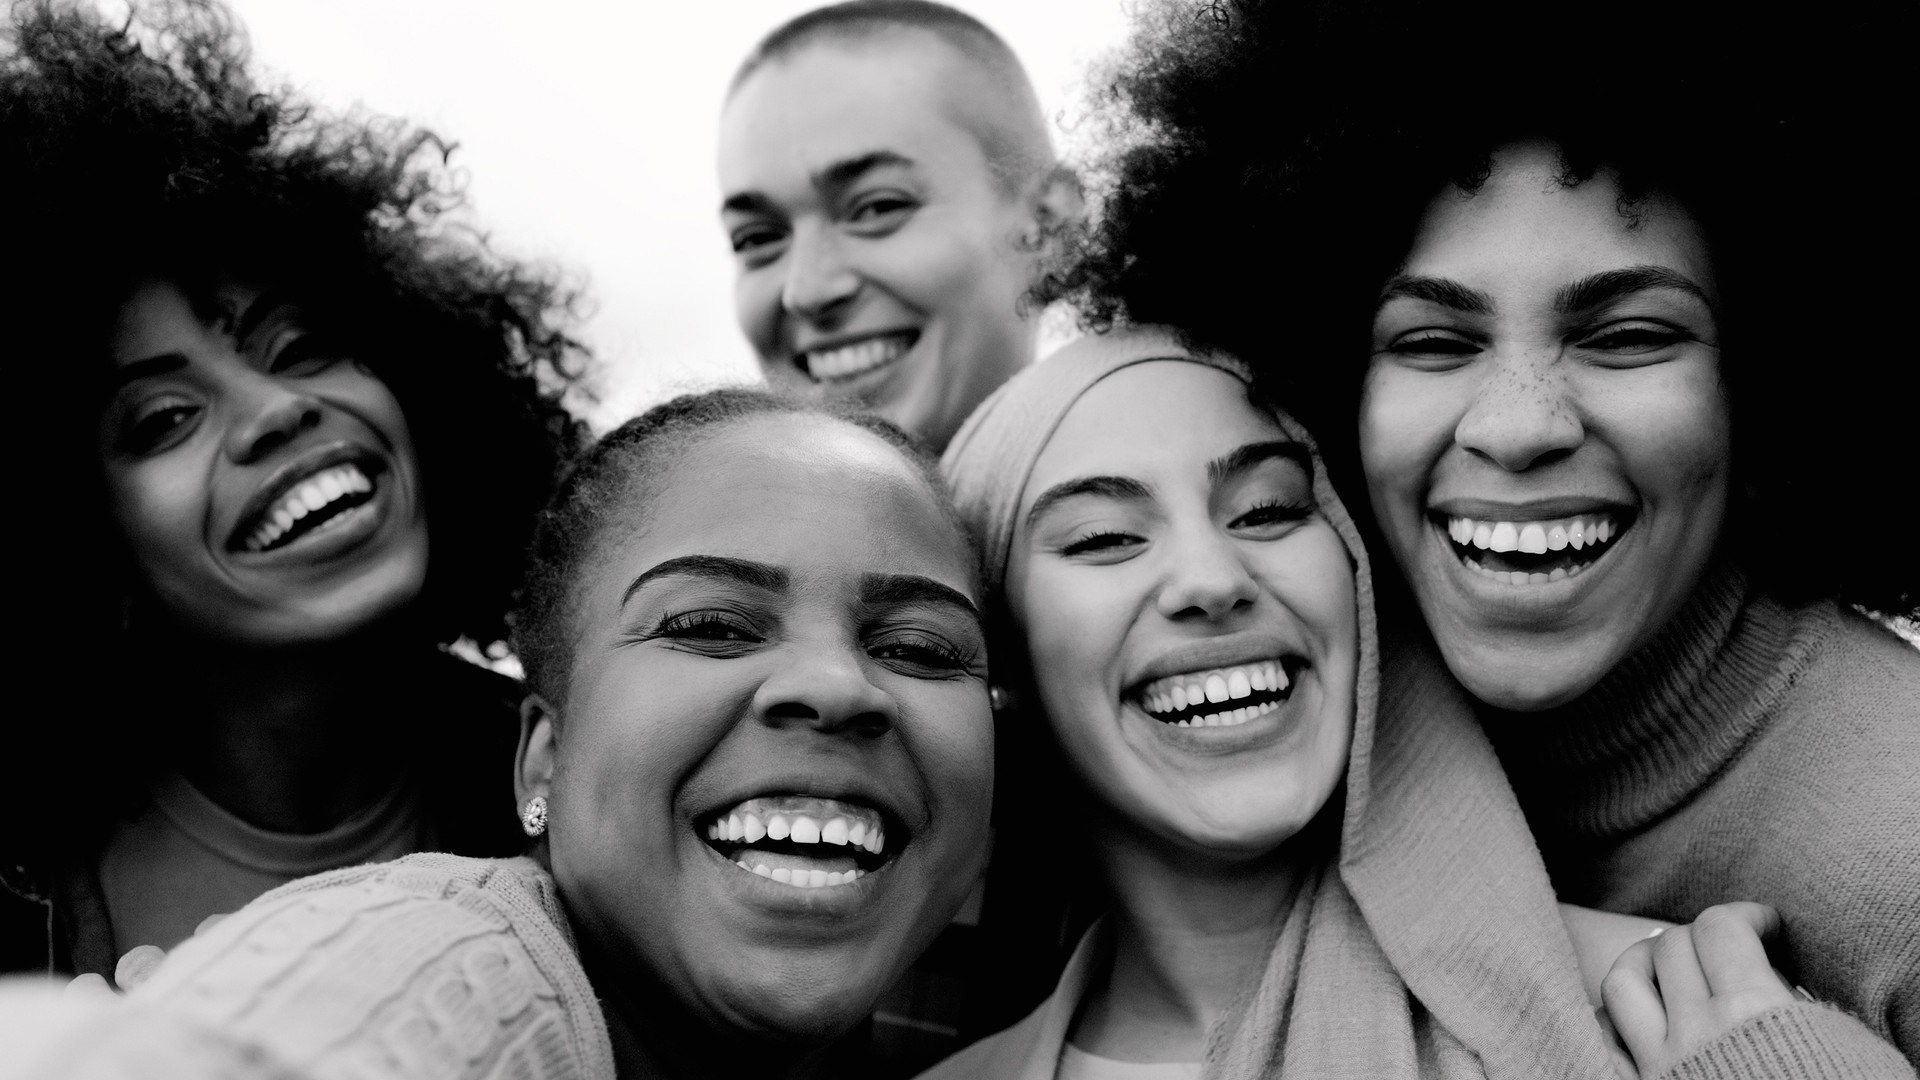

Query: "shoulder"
left=914, top=1006, right=1056, bottom=1080
left=122, top=854, right=611, bottom=1079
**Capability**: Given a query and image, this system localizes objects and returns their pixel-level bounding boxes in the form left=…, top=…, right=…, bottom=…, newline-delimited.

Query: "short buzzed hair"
left=730, top=0, right=1053, bottom=194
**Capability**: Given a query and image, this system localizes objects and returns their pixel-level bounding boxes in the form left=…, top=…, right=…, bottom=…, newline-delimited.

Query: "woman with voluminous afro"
left=0, top=0, right=591, bottom=980
left=1045, top=0, right=1919, bottom=1065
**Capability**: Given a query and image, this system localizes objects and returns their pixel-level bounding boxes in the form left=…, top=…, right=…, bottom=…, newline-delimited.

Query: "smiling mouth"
left=701, top=795, right=896, bottom=889
left=1438, top=511, right=1633, bottom=585
left=1132, top=658, right=1301, bottom=728
left=798, top=331, right=919, bottom=384
left=234, top=462, right=382, bottom=554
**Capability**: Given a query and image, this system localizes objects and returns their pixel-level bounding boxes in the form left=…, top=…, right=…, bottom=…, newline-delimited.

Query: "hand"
left=1601, top=902, right=1796, bottom=1078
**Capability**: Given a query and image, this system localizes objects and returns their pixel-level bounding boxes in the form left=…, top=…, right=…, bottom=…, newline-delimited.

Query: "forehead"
left=1025, top=363, right=1284, bottom=496
left=607, top=414, right=975, bottom=597
left=1402, top=143, right=1714, bottom=297
left=718, top=33, right=1000, bottom=194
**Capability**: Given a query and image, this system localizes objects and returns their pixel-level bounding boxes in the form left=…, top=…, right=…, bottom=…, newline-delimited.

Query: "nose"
left=223, top=371, right=324, bottom=465
left=780, top=223, right=860, bottom=323
left=752, top=639, right=896, bottom=739
left=1454, top=345, right=1583, bottom=472
left=1155, top=523, right=1259, bottom=622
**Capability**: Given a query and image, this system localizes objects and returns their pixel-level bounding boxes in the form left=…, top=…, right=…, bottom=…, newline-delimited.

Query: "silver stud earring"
left=989, top=686, right=1013, bottom=712
left=520, top=795, right=548, bottom=838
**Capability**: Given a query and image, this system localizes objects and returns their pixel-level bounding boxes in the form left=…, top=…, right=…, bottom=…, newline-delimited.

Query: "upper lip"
left=1126, top=635, right=1305, bottom=693
left=228, top=442, right=386, bottom=551
left=1428, top=496, right=1634, bottom=521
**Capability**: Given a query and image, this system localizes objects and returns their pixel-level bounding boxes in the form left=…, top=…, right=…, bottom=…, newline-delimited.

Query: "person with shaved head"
left=719, top=0, right=1076, bottom=451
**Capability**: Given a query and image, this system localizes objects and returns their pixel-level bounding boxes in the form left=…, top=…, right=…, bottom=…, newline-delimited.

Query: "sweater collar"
left=1483, top=564, right=1821, bottom=837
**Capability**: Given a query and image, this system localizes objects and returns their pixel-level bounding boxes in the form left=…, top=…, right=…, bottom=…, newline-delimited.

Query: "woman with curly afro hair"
left=1044, top=0, right=1920, bottom=1072
left=0, top=0, right=591, bottom=981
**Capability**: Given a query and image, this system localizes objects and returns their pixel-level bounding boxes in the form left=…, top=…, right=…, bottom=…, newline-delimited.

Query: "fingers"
left=1602, top=933, right=1670, bottom=1069
left=62, top=973, right=115, bottom=999
left=1690, top=903, right=1794, bottom=1005
left=113, top=945, right=168, bottom=991
left=194, top=912, right=231, bottom=936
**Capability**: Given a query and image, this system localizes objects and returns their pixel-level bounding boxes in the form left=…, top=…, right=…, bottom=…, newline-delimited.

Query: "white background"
left=220, top=0, right=1132, bottom=428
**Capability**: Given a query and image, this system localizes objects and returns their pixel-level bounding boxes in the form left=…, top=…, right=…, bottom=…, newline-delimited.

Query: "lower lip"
left=699, top=835, right=887, bottom=920
left=1426, top=519, right=1628, bottom=618
left=233, top=483, right=391, bottom=566
left=1128, top=690, right=1302, bottom=756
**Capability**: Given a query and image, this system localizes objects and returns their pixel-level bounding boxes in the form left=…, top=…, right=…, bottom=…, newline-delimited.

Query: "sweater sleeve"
left=16, top=854, right=611, bottom=1080
left=1659, top=1002, right=1917, bottom=1080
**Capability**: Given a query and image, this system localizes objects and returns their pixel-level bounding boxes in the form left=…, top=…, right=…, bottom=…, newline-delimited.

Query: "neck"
left=583, top=949, right=852, bottom=1080
left=134, top=620, right=424, bottom=834
left=1072, top=813, right=1323, bottom=1062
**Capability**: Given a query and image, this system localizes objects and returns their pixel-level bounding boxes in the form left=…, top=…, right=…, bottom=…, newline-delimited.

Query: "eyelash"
left=869, top=632, right=973, bottom=673
left=1234, top=499, right=1313, bottom=528
left=653, top=610, right=762, bottom=644
left=121, top=400, right=201, bottom=455
left=1060, top=530, right=1139, bottom=558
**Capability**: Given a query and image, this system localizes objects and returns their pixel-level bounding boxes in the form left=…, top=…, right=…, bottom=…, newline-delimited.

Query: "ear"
left=515, top=693, right=559, bottom=808
left=1026, top=163, right=1085, bottom=244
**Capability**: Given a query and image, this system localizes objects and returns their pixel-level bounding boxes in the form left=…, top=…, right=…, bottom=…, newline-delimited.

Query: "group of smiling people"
left=1, top=0, right=1913, bottom=1078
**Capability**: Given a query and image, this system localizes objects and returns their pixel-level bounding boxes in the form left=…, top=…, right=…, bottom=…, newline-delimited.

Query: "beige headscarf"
left=940, top=327, right=1615, bottom=1080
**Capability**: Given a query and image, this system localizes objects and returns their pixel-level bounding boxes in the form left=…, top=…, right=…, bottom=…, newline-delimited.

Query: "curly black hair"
left=512, top=386, right=965, bottom=706
left=1044, top=0, right=1914, bottom=617
left=2, top=0, right=589, bottom=855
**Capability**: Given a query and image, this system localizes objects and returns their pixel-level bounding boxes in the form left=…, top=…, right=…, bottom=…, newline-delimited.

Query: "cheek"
left=733, top=270, right=782, bottom=351
left=1617, top=376, right=1732, bottom=502
left=1359, top=367, right=1451, bottom=505
left=106, top=460, right=212, bottom=578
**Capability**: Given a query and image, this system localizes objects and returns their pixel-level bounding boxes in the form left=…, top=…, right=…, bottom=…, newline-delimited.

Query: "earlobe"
left=514, top=693, right=559, bottom=808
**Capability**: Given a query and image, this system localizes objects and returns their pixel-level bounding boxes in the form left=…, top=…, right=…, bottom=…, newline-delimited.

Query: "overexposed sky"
left=224, top=0, right=1132, bottom=428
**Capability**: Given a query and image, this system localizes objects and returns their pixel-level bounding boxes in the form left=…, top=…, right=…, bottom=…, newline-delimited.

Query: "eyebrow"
left=1207, top=441, right=1311, bottom=486
left=720, top=150, right=917, bottom=216
left=860, top=573, right=980, bottom=621
left=1554, top=265, right=1714, bottom=314
left=623, top=554, right=788, bottom=606
left=1376, top=275, right=1493, bottom=315
left=232, top=289, right=295, bottom=343
left=1025, top=475, right=1154, bottom=530
left=101, top=353, right=189, bottom=397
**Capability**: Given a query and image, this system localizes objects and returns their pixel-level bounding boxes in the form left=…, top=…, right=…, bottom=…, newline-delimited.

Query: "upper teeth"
left=805, top=335, right=911, bottom=382
left=1446, top=514, right=1619, bottom=554
left=1136, top=660, right=1289, bottom=727
left=704, top=799, right=886, bottom=855
left=246, top=465, right=372, bottom=552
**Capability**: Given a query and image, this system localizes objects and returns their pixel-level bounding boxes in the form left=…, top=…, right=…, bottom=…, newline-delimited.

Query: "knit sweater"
left=1485, top=567, right=1920, bottom=1066
left=13, top=853, right=614, bottom=1080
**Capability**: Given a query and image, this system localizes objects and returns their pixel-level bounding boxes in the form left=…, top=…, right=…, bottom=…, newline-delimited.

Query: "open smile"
left=798, top=331, right=919, bottom=385
left=698, top=794, right=899, bottom=890
left=1434, top=509, right=1634, bottom=585
left=229, top=447, right=390, bottom=555
left=1130, top=658, right=1302, bottom=728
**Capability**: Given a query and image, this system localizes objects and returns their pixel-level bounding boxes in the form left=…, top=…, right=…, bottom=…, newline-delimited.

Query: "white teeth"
left=1170, top=698, right=1283, bottom=729
left=821, top=818, right=848, bottom=846
left=743, top=814, right=765, bottom=842
left=847, top=821, right=867, bottom=848
left=804, top=334, right=912, bottom=381
left=1226, top=670, right=1252, bottom=700
left=1137, top=661, right=1292, bottom=723
left=766, top=815, right=790, bottom=841
left=1443, top=514, right=1624, bottom=561
left=733, top=861, right=868, bottom=888
left=789, top=816, right=821, bottom=844
left=243, top=464, right=374, bottom=552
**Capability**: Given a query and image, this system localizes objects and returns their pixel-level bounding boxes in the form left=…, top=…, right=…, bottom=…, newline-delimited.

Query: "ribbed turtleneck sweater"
left=1484, top=567, right=1920, bottom=1063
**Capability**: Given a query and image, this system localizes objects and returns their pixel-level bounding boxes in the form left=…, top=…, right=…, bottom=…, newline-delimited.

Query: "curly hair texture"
left=1, top=0, right=589, bottom=857
left=1044, top=0, right=1914, bottom=617
left=2, top=0, right=588, bottom=643
left=512, top=387, right=963, bottom=706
